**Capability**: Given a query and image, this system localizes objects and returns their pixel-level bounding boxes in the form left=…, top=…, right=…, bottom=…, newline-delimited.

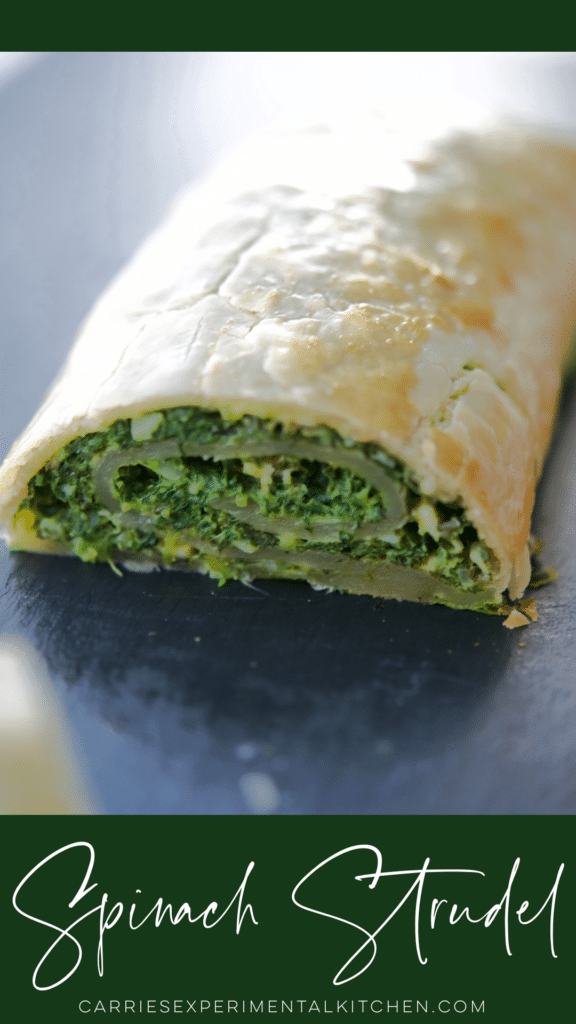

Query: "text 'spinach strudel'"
left=1, top=113, right=576, bottom=621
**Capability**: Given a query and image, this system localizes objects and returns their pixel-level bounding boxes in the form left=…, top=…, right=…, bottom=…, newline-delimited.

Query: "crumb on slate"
left=503, top=609, right=531, bottom=629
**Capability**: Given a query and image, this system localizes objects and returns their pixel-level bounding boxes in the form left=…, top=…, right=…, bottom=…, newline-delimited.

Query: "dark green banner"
left=3, top=817, right=573, bottom=1022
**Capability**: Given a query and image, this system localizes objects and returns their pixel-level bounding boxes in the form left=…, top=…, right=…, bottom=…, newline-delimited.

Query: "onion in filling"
left=19, top=407, right=502, bottom=611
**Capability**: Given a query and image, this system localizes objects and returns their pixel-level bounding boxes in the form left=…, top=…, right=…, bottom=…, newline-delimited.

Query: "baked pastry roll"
left=1, top=114, right=576, bottom=613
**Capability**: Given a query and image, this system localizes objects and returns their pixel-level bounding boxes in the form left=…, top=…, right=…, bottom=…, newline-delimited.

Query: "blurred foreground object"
left=0, top=636, right=96, bottom=813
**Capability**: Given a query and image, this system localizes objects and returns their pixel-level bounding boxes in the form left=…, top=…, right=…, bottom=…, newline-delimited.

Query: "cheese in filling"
left=18, top=406, right=502, bottom=612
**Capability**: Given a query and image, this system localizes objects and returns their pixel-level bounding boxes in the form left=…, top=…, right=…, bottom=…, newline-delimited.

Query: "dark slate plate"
left=1, top=53, right=575, bottom=814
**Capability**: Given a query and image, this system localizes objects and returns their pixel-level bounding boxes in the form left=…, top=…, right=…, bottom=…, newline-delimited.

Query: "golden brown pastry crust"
left=2, top=114, right=576, bottom=600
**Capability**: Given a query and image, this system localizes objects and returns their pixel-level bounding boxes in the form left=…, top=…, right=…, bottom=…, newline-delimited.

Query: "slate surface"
left=1, top=53, right=574, bottom=814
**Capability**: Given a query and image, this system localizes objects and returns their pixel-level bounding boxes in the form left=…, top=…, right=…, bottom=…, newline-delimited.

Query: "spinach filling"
left=20, top=407, right=500, bottom=610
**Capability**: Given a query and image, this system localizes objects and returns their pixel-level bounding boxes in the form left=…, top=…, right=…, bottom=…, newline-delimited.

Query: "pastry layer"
left=1, top=114, right=576, bottom=605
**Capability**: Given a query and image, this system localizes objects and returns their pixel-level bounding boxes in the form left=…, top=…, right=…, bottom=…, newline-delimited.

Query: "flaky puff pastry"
left=1, top=112, right=576, bottom=601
